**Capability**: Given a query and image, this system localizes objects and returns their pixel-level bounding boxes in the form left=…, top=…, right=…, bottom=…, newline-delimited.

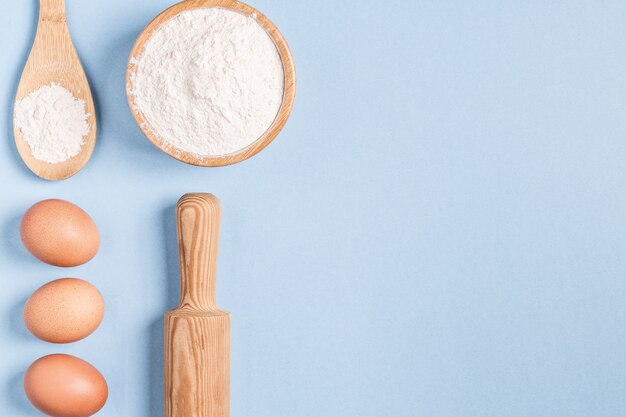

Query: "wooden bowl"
left=126, top=0, right=296, bottom=167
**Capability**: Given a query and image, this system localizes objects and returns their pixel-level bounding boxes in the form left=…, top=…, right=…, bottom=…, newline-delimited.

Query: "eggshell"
left=24, top=278, right=105, bottom=343
left=20, top=199, right=99, bottom=267
left=24, top=354, right=108, bottom=417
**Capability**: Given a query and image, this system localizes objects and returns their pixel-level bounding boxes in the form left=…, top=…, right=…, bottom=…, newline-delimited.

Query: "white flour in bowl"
left=14, top=83, right=90, bottom=164
left=130, top=7, right=284, bottom=157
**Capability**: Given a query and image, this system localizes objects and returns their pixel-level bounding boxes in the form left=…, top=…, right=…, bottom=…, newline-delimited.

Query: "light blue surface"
left=2, top=0, right=626, bottom=415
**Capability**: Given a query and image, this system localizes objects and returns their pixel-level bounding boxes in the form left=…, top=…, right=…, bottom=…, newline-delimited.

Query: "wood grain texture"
left=126, top=0, right=296, bottom=167
left=165, top=194, right=230, bottom=417
left=14, top=0, right=97, bottom=181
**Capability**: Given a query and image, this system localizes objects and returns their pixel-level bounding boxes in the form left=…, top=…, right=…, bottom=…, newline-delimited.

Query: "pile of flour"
left=131, top=8, right=284, bottom=157
left=15, top=84, right=90, bottom=164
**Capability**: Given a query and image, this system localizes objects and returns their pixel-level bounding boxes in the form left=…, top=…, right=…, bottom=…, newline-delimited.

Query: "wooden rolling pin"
left=165, top=193, right=230, bottom=417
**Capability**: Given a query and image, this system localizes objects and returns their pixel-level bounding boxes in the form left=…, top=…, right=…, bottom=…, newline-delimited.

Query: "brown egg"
left=24, top=354, right=108, bottom=417
left=20, top=199, right=99, bottom=267
left=24, top=278, right=105, bottom=343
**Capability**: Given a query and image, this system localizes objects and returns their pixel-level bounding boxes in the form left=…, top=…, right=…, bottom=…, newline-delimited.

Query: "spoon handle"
left=40, top=0, right=66, bottom=22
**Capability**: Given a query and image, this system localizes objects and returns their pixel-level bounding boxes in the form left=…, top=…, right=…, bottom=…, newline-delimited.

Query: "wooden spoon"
left=14, top=0, right=96, bottom=181
left=127, top=0, right=296, bottom=167
left=165, top=193, right=230, bottom=417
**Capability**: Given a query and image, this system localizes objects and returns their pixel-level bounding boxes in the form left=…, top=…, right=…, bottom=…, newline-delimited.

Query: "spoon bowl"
left=126, top=0, right=296, bottom=167
left=14, top=0, right=97, bottom=181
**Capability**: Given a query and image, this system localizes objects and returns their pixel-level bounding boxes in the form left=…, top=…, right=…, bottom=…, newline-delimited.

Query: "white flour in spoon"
left=15, top=83, right=90, bottom=164
left=130, top=7, right=284, bottom=157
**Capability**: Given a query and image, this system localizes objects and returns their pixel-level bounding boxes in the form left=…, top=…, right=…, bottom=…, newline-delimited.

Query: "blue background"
left=2, top=0, right=626, bottom=416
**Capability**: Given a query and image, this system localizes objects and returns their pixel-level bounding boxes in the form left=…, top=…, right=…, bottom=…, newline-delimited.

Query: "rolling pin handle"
left=176, top=193, right=221, bottom=312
